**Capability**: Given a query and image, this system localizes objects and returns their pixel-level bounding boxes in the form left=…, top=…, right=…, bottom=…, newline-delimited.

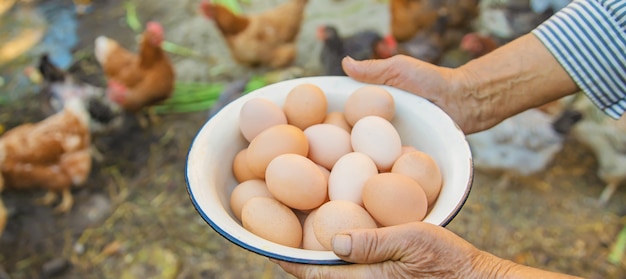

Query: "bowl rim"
left=185, top=76, right=473, bottom=265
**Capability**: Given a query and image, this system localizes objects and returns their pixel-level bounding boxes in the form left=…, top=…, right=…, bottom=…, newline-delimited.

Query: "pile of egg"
left=229, top=83, right=442, bottom=250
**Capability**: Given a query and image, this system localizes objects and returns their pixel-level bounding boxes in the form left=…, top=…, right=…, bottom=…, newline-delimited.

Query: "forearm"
left=454, top=33, right=578, bottom=131
left=470, top=250, right=584, bottom=279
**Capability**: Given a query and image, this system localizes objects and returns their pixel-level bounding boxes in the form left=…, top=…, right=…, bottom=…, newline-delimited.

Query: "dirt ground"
left=0, top=0, right=625, bottom=278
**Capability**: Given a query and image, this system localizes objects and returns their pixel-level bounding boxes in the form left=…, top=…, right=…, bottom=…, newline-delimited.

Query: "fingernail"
left=332, top=234, right=352, bottom=256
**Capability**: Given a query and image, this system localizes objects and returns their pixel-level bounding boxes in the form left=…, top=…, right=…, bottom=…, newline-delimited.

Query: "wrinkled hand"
left=341, top=33, right=579, bottom=135
left=274, top=222, right=505, bottom=279
left=341, top=55, right=495, bottom=134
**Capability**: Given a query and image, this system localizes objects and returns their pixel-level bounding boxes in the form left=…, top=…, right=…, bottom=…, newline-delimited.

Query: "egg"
left=391, top=151, right=443, bottom=206
left=302, top=209, right=327, bottom=251
left=239, top=98, right=288, bottom=142
left=241, top=197, right=302, bottom=248
left=323, top=111, right=351, bottom=133
left=304, top=124, right=353, bottom=170
left=265, top=154, right=327, bottom=210
left=232, top=148, right=260, bottom=182
left=229, top=179, right=273, bottom=221
left=246, top=124, right=309, bottom=178
left=283, top=84, right=328, bottom=130
left=328, top=152, right=378, bottom=206
left=313, top=200, right=377, bottom=250
left=351, top=115, right=402, bottom=172
left=344, top=85, right=395, bottom=126
left=362, top=173, right=428, bottom=226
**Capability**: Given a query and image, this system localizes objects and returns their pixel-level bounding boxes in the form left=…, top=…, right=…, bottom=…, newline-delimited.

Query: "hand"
left=273, top=222, right=506, bottom=279
left=341, top=34, right=578, bottom=135
left=341, top=55, right=492, bottom=134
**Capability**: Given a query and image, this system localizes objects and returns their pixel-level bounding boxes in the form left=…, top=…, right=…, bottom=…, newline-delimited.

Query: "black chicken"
left=317, top=25, right=397, bottom=76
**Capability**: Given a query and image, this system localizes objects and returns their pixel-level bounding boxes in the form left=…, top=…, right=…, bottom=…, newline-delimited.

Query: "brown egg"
left=344, top=85, right=395, bottom=126
left=229, top=179, right=273, bottom=221
left=232, top=148, right=260, bottom=183
left=265, top=154, right=327, bottom=210
left=392, top=151, right=442, bottom=207
left=323, top=111, right=351, bottom=133
left=362, top=173, right=428, bottom=226
left=239, top=98, right=287, bottom=142
left=283, top=84, right=328, bottom=130
left=302, top=209, right=327, bottom=251
left=304, top=124, right=353, bottom=170
left=246, top=124, right=309, bottom=178
left=241, top=197, right=302, bottom=248
left=313, top=200, right=377, bottom=250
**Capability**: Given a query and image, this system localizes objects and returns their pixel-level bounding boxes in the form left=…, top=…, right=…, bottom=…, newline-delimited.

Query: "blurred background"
left=0, top=0, right=625, bottom=278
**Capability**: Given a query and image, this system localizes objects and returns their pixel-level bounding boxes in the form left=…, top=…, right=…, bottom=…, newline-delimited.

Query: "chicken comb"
left=383, top=34, right=397, bottom=51
left=146, top=21, right=164, bottom=36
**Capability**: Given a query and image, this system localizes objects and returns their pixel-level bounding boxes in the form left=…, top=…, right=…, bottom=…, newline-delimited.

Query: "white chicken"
left=37, top=54, right=124, bottom=135
left=570, top=98, right=626, bottom=205
left=467, top=102, right=581, bottom=188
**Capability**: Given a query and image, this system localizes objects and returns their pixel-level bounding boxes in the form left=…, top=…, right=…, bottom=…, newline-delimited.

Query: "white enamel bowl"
left=186, top=76, right=473, bottom=265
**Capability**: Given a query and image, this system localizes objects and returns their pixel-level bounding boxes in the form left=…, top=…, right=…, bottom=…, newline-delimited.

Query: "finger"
left=341, top=55, right=422, bottom=96
left=332, top=225, right=409, bottom=264
left=341, top=56, right=397, bottom=85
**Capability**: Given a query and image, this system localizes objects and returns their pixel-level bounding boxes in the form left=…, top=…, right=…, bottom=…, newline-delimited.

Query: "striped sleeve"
left=532, top=0, right=626, bottom=119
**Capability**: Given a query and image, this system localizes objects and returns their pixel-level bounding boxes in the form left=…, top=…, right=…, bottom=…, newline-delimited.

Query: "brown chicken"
left=396, top=10, right=448, bottom=64
left=94, top=21, right=175, bottom=113
left=390, top=0, right=479, bottom=43
left=200, top=0, right=309, bottom=68
left=0, top=98, right=93, bottom=214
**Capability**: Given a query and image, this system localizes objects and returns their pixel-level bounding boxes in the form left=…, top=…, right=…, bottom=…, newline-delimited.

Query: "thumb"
left=341, top=56, right=397, bottom=85
left=331, top=225, right=409, bottom=264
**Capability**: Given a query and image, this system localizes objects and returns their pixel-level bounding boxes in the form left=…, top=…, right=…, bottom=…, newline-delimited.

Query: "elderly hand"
left=341, top=34, right=579, bottom=134
left=274, top=222, right=507, bottom=279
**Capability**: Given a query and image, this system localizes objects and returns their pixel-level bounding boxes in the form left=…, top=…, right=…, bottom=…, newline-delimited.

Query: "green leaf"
left=161, top=41, right=200, bottom=58
left=213, top=0, right=242, bottom=14
left=608, top=224, right=626, bottom=264
left=244, top=75, right=267, bottom=93
left=124, top=2, right=142, bottom=33
left=153, top=82, right=225, bottom=114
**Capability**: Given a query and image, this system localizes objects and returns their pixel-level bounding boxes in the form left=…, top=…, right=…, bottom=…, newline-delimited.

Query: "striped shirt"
left=532, top=0, right=626, bottom=119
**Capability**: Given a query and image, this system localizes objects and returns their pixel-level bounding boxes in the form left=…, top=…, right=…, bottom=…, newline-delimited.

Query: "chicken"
left=0, top=97, right=95, bottom=213
left=396, top=9, right=448, bottom=64
left=94, top=21, right=175, bottom=114
left=0, top=197, right=5, bottom=238
left=569, top=98, right=626, bottom=205
left=37, top=54, right=124, bottom=135
left=390, top=0, right=478, bottom=43
left=200, top=0, right=308, bottom=68
left=316, top=25, right=397, bottom=76
left=467, top=104, right=582, bottom=188
left=438, top=31, right=500, bottom=68
left=459, top=32, right=500, bottom=59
